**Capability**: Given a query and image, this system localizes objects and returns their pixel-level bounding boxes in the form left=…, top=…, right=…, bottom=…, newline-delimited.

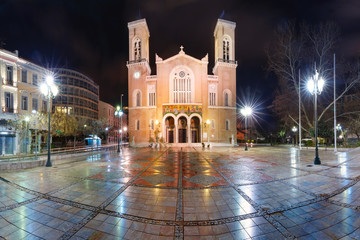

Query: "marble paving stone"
left=185, top=174, right=221, bottom=186
left=140, top=174, right=176, bottom=186
left=1, top=147, right=360, bottom=240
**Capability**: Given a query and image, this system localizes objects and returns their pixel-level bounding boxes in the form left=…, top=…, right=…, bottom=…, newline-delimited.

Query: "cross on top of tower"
left=180, top=45, right=185, bottom=54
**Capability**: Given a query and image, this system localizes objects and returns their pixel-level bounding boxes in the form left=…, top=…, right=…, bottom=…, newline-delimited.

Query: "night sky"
left=1, top=0, right=360, bottom=122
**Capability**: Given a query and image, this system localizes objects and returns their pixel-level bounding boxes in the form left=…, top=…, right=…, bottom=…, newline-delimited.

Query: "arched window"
left=134, top=38, right=141, bottom=61
left=225, top=120, right=230, bottom=131
left=222, top=36, right=231, bottom=61
left=172, top=70, right=191, bottom=103
left=223, top=89, right=232, bottom=107
left=136, top=92, right=141, bottom=107
left=133, top=90, right=142, bottom=107
left=135, top=120, right=140, bottom=130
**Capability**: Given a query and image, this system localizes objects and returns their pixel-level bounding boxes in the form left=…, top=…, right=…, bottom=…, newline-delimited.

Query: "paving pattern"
left=1, top=146, right=360, bottom=239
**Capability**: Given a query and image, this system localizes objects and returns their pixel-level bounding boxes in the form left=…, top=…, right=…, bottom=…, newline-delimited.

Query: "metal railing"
left=0, top=143, right=121, bottom=163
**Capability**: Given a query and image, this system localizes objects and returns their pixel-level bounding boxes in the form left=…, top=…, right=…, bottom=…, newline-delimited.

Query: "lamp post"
left=241, top=106, right=253, bottom=151
left=24, top=116, right=30, bottom=154
left=105, top=127, right=109, bottom=144
left=40, top=75, right=58, bottom=167
left=123, top=126, right=127, bottom=143
left=292, top=126, right=298, bottom=146
left=114, top=106, right=123, bottom=152
left=120, top=94, right=124, bottom=151
left=307, top=70, right=324, bottom=165
left=336, top=124, right=342, bottom=147
left=205, top=120, right=210, bottom=144
left=32, top=110, right=38, bottom=160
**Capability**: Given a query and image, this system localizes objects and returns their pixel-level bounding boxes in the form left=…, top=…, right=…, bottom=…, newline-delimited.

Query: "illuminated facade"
left=0, top=49, right=52, bottom=155
left=127, top=18, right=237, bottom=146
left=53, top=68, right=99, bottom=120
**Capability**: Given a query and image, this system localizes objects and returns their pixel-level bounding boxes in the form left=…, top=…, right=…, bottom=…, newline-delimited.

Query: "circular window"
left=179, top=71, right=185, bottom=78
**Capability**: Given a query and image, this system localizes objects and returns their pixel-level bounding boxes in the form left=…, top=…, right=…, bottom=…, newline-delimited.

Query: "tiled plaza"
left=1, top=146, right=360, bottom=239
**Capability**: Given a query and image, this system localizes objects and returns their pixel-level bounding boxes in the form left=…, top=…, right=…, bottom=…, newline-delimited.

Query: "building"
left=0, top=49, right=52, bottom=155
left=127, top=18, right=237, bottom=146
left=99, top=100, right=115, bottom=143
left=52, top=68, right=99, bottom=120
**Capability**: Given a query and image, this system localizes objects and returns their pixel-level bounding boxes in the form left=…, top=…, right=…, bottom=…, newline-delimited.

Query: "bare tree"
left=267, top=21, right=359, bottom=136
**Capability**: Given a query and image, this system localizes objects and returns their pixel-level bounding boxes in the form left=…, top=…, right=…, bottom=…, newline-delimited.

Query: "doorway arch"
left=165, top=116, right=175, bottom=143
left=178, top=116, right=187, bottom=143
left=190, top=116, right=200, bottom=143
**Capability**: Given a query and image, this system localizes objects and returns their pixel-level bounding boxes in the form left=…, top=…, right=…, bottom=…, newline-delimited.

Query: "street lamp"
left=114, top=105, right=123, bottom=152
left=241, top=106, right=253, bottom=151
left=292, top=126, right=298, bottom=146
left=307, top=70, right=325, bottom=165
left=40, top=75, right=58, bottom=167
left=32, top=110, right=38, bottom=160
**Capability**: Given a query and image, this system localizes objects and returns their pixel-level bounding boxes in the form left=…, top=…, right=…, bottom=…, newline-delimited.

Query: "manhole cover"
left=306, top=165, right=313, bottom=167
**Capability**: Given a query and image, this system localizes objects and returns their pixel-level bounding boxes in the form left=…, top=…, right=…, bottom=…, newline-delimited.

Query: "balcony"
left=2, top=107, right=15, bottom=113
left=3, top=79, right=14, bottom=86
left=216, top=58, right=237, bottom=64
left=127, top=58, right=147, bottom=65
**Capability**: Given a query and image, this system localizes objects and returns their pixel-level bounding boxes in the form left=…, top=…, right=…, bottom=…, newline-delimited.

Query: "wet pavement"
left=1, top=146, right=360, bottom=239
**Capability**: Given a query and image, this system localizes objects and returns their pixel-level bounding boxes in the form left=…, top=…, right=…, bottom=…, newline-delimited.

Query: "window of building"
left=21, top=70, right=27, bottom=83
left=32, top=74, right=38, bottom=86
left=148, top=85, right=156, bottom=106
left=224, top=93, right=229, bottom=106
left=32, top=98, right=38, bottom=111
left=209, top=84, right=217, bottom=106
left=136, top=92, right=141, bottom=107
left=225, top=120, right=230, bottom=131
left=150, top=120, right=154, bottom=130
left=6, top=65, right=13, bottom=84
left=173, top=70, right=191, bottom=103
left=223, top=89, right=231, bottom=107
left=42, top=100, right=48, bottom=112
left=136, top=120, right=140, bottom=130
left=21, top=96, right=28, bottom=111
left=222, top=36, right=231, bottom=61
left=134, top=38, right=141, bottom=60
left=211, top=119, right=215, bottom=130
left=149, top=92, right=155, bottom=106
left=5, top=92, right=14, bottom=111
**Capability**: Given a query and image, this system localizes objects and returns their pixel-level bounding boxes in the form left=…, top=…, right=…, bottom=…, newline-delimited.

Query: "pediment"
left=156, top=46, right=208, bottom=65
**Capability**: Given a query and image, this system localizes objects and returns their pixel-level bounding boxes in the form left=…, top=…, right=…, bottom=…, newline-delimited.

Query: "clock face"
left=134, top=71, right=140, bottom=79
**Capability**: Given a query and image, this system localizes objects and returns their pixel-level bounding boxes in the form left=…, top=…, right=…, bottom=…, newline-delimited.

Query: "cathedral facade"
left=127, top=18, right=237, bottom=146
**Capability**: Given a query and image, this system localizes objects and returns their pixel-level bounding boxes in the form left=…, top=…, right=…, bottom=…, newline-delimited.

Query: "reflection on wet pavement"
left=1, top=146, right=360, bottom=239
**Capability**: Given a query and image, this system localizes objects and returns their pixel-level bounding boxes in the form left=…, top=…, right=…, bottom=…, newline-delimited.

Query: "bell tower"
left=213, top=18, right=236, bottom=64
left=128, top=19, right=150, bottom=63
left=127, top=18, right=152, bottom=147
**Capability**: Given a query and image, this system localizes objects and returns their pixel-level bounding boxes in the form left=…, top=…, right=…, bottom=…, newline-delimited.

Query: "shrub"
left=305, top=140, right=313, bottom=147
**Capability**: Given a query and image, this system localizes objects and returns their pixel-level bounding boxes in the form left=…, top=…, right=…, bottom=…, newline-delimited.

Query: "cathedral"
left=127, top=18, right=237, bottom=146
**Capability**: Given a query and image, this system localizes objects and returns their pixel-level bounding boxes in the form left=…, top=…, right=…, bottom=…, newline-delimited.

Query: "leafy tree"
left=309, top=121, right=333, bottom=143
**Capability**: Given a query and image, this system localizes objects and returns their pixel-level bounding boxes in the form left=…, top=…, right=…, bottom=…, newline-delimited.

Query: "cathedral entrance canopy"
left=162, top=104, right=202, bottom=117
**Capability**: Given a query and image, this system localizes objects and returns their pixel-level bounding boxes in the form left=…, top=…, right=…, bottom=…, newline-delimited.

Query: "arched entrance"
left=190, top=116, right=200, bottom=143
left=165, top=116, right=175, bottom=143
left=178, top=116, right=187, bottom=143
